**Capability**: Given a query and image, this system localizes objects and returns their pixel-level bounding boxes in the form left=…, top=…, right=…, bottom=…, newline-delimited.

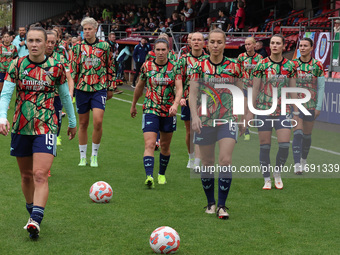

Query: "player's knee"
left=219, top=157, right=232, bottom=166
left=79, top=120, right=89, bottom=129
left=21, top=172, right=33, bottom=183
left=201, top=157, right=215, bottom=167
left=159, top=140, right=170, bottom=150
left=33, top=169, right=48, bottom=184
left=145, top=141, right=156, bottom=151
left=93, top=121, right=103, bottom=131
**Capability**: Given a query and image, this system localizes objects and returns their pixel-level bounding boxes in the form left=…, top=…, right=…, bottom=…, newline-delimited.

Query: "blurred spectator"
left=102, top=7, right=113, bottom=22
left=255, top=41, right=268, bottom=58
left=171, top=12, right=182, bottom=33
left=132, top=37, right=151, bottom=88
left=12, top=27, right=29, bottom=57
left=334, top=19, right=340, bottom=33
left=129, top=12, right=139, bottom=27
left=217, top=8, right=231, bottom=32
left=197, top=0, right=210, bottom=27
left=158, top=22, right=166, bottom=33
left=107, top=32, right=119, bottom=59
left=182, top=2, right=194, bottom=32
left=235, top=1, right=245, bottom=32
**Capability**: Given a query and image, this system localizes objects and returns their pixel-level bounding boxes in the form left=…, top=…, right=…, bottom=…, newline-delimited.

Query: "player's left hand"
left=67, top=126, right=77, bottom=140
left=0, top=120, right=10, bottom=136
left=107, top=90, right=113, bottom=100
left=130, top=106, right=137, bottom=118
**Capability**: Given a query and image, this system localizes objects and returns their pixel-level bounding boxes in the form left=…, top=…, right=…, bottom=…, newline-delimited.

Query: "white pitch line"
left=112, top=97, right=340, bottom=156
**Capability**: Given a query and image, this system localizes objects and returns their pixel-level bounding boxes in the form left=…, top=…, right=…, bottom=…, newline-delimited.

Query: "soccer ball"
left=149, top=226, right=180, bottom=254
left=89, top=181, right=113, bottom=203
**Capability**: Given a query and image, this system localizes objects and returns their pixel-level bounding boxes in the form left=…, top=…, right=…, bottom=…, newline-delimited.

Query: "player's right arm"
left=131, top=62, right=147, bottom=118
left=176, top=56, right=186, bottom=106
left=0, top=80, right=15, bottom=136
left=189, top=62, right=202, bottom=134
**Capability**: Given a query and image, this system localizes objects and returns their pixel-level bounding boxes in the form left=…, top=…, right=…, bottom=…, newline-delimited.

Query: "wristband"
left=292, top=111, right=300, bottom=116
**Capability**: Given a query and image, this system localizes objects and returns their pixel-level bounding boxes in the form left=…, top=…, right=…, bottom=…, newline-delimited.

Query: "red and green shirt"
left=293, top=57, right=324, bottom=110
left=70, top=38, right=115, bottom=92
left=49, top=51, right=69, bottom=94
left=5, top=56, right=67, bottom=135
left=176, top=51, right=208, bottom=99
left=191, top=57, right=242, bottom=126
left=140, top=59, right=180, bottom=117
left=237, top=52, right=262, bottom=89
left=0, top=44, right=18, bottom=73
left=252, top=57, right=297, bottom=116
left=54, top=42, right=69, bottom=61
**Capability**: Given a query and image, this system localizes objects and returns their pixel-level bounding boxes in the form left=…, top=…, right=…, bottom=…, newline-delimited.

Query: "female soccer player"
left=292, top=38, right=324, bottom=174
left=0, top=26, right=76, bottom=239
left=237, top=37, right=263, bottom=140
left=177, top=32, right=207, bottom=168
left=71, top=17, right=115, bottom=167
left=189, top=29, right=245, bottom=219
left=249, top=34, right=299, bottom=190
left=0, top=32, right=18, bottom=94
left=46, top=30, right=74, bottom=147
left=145, top=33, right=178, bottom=150
left=130, top=38, right=182, bottom=188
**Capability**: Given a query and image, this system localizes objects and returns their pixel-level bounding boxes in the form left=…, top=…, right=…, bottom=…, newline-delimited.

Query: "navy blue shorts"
left=256, top=115, right=292, bottom=132
left=298, top=109, right=315, bottom=122
left=11, top=133, right=57, bottom=157
left=75, top=89, right=107, bottom=114
left=0, top=72, right=5, bottom=82
left=181, top=104, right=191, bottom=121
left=142, top=113, right=177, bottom=133
left=194, top=123, right=238, bottom=145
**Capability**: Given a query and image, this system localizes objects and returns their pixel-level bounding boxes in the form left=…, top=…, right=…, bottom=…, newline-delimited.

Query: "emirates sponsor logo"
left=22, top=79, right=50, bottom=90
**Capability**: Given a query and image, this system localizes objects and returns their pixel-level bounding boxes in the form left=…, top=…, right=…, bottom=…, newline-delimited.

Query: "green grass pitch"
left=0, top=87, right=339, bottom=254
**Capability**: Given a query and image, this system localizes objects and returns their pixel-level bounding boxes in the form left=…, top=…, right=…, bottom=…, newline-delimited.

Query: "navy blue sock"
left=156, top=132, right=160, bottom=141
left=143, top=156, right=154, bottom=177
left=201, top=177, right=215, bottom=204
left=302, top=134, right=312, bottom=159
left=31, top=206, right=45, bottom=225
left=26, top=202, right=33, bottom=215
left=276, top=142, right=290, bottom=167
left=260, top=144, right=271, bottom=178
left=292, top=129, right=303, bottom=164
left=217, top=168, right=232, bottom=207
left=245, top=127, right=250, bottom=135
left=159, top=153, right=170, bottom=175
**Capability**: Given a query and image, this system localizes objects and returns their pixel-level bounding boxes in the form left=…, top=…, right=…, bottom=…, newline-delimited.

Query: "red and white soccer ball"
left=149, top=226, right=180, bottom=254
left=89, top=181, right=113, bottom=203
